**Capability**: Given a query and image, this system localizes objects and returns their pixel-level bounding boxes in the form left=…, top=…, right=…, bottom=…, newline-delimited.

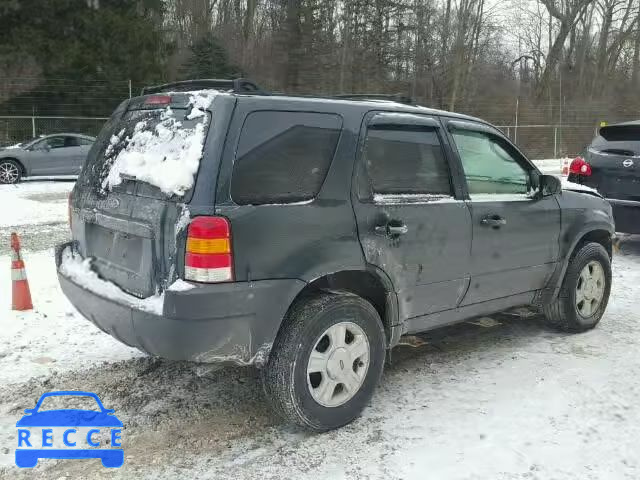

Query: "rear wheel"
left=542, top=242, right=611, bottom=332
left=0, top=159, right=22, bottom=184
left=262, top=292, right=386, bottom=431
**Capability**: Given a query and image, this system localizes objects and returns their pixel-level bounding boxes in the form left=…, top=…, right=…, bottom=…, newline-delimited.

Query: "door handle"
left=375, top=223, right=409, bottom=236
left=481, top=215, right=507, bottom=228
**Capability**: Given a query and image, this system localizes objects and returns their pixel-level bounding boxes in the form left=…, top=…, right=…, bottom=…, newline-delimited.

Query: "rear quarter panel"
left=212, top=98, right=367, bottom=283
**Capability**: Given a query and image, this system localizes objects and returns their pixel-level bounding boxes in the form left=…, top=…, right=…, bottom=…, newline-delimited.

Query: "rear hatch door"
left=71, top=92, right=219, bottom=298
left=584, top=124, right=640, bottom=201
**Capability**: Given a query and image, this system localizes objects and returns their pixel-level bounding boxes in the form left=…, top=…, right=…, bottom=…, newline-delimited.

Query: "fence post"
left=553, top=127, right=557, bottom=159
left=31, top=116, right=36, bottom=138
left=128, top=79, right=132, bottom=99
left=514, top=97, right=519, bottom=143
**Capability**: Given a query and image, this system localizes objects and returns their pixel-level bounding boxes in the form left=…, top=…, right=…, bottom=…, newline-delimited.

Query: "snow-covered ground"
left=5, top=167, right=640, bottom=480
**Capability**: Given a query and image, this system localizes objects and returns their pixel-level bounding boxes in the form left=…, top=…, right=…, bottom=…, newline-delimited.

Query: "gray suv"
left=56, top=79, right=615, bottom=431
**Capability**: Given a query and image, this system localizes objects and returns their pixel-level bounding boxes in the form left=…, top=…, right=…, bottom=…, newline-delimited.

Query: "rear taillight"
left=185, top=216, right=233, bottom=283
left=144, top=95, right=172, bottom=106
left=569, top=156, right=592, bottom=176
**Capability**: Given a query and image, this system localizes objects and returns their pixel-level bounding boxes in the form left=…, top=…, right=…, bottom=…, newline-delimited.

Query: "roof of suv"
left=140, top=78, right=486, bottom=126
left=233, top=92, right=484, bottom=124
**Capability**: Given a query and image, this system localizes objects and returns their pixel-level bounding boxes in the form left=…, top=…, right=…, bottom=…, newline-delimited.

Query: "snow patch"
left=175, top=206, right=191, bottom=236
left=561, top=178, right=600, bottom=194
left=168, top=279, right=195, bottom=292
left=373, top=193, right=455, bottom=204
left=102, top=91, right=219, bottom=196
left=59, top=248, right=164, bottom=315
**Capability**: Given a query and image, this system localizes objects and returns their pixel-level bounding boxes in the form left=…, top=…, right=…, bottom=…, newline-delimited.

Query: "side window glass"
left=46, top=137, right=66, bottom=149
left=363, top=125, right=452, bottom=197
left=231, top=111, right=342, bottom=205
left=63, top=136, right=80, bottom=147
left=451, top=129, right=529, bottom=195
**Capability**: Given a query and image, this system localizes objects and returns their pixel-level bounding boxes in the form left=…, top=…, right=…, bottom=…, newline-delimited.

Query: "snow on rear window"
left=102, top=90, right=218, bottom=196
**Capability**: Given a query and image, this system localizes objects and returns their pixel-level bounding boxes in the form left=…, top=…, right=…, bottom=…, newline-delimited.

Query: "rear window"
left=80, top=92, right=216, bottom=198
left=599, top=125, right=640, bottom=142
left=231, top=111, right=342, bottom=205
left=591, top=125, right=640, bottom=156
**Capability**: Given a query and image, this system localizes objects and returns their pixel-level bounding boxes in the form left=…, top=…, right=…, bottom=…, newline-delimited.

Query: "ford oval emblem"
left=99, top=197, right=120, bottom=209
left=623, top=159, right=634, bottom=167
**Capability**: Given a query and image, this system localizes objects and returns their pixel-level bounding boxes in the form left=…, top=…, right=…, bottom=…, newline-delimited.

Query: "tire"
left=0, top=159, right=22, bottom=184
left=262, top=292, right=386, bottom=432
left=542, top=242, right=612, bottom=332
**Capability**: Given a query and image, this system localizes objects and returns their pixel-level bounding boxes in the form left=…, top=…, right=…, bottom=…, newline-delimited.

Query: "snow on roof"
left=102, top=90, right=219, bottom=196
left=561, top=178, right=600, bottom=194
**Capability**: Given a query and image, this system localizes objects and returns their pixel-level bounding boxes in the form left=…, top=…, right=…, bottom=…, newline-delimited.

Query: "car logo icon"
left=15, top=391, right=123, bottom=468
left=623, top=159, right=634, bottom=167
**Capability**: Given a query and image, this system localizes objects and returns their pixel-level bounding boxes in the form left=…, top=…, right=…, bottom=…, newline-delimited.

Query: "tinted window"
left=364, top=126, right=452, bottom=195
left=451, top=129, right=529, bottom=195
left=77, top=137, right=94, bottom=146
left=63, top=136, right=80, bottom=147
left=34, top=136, right=65, bottom=150
left=231, top=112, right=342, bottom=205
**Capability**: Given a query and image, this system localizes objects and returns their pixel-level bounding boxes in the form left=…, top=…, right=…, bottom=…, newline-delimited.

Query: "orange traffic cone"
left=11, top=233, right=33, bottom=311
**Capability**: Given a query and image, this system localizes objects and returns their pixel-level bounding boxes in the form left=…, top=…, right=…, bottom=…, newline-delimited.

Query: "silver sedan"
left=0, top=133, right=95, bottom=184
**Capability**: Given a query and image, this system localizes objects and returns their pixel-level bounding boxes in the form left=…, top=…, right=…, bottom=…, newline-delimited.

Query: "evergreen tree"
left=182, top=36, right=241, bottom=79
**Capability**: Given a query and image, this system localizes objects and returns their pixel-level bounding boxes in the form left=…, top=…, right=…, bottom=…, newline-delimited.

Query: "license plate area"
left=85, top=223, right=154, bottom=298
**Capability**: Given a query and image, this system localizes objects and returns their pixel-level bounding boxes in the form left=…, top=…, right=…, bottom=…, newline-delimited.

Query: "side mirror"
left=539, top=174, right=561, bottom=197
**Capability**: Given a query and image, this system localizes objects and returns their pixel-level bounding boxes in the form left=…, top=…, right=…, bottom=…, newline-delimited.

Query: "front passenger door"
left=444, top=120, right=561, bottom=305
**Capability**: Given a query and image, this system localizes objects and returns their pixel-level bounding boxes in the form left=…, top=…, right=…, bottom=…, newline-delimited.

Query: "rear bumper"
left=55, top=242, right=305, bottom=365
left=607, top=198, right=640, bottom=234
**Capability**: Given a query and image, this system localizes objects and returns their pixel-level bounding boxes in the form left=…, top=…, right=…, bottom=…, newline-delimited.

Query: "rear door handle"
left=481, top=215, right=507, bottom=228
left=375, top=223, right=409, bottom=236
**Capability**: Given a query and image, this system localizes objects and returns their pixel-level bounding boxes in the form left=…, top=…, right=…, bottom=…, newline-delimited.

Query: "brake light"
left=185, top=216, right=233, bottom=283
left=144, top=95, right=172, bottom=106
left=569, top=156, right=592, bottom=176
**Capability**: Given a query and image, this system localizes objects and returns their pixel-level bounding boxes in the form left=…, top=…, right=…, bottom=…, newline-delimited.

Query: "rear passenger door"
left=353, top=112, right=472, bottom=321
left=443, top=119, right=561, bottom=305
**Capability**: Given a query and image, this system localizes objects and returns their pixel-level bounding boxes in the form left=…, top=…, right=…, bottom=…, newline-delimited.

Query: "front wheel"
left=542, top=242, right=612, bottom=332
left=262, top=292, right=386, bottom=432
left=0, top=159, right=22, bottom=184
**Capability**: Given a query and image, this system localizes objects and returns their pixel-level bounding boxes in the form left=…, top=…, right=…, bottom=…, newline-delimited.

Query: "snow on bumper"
left=55, top=242, right=305, bottom=366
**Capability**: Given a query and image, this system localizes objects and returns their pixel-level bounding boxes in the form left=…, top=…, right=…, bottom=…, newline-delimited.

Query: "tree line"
left=1, top=0, right=639, bottom=126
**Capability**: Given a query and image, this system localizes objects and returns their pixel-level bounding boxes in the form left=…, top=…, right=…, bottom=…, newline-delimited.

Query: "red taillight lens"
left=144, top=95, right=172, bottom=106
left=569, top=156, right=592, bottom=176
left=185, top=216, right=233, bottom=283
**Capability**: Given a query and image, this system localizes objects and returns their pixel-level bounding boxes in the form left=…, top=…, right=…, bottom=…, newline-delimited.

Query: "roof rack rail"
left=140, top=78, right=268, bottom=96
left=333, top=93, right=415, bottom=105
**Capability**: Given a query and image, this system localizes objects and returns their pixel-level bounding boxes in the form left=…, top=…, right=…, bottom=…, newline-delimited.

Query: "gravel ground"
left=3, top=178, right=640, bottom=479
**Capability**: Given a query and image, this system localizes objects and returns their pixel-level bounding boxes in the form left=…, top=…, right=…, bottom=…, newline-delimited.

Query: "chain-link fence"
left=498, top=124, right=599, bottom=159
left=0, top=116, right=108, bottom=147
